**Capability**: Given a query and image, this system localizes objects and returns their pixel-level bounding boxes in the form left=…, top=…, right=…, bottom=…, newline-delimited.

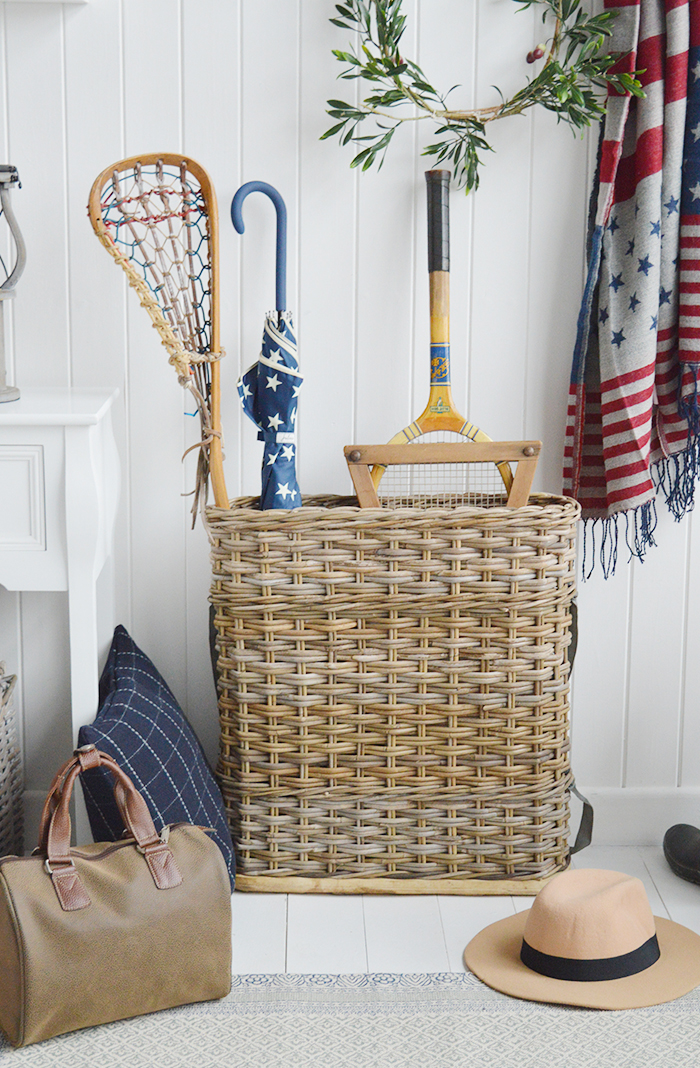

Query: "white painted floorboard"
left=286, top=895, right=367, bottom=974
left=231, top=893, right=288, bottom=975
left=437, top=895, right=516, bottom=973
left=231, top=846, right=700, bottom=975
left=363, top=895, right=450, bottom=974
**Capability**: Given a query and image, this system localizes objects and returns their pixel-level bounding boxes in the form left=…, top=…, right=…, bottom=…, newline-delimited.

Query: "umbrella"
left=232, top=181, right=302, bottom=510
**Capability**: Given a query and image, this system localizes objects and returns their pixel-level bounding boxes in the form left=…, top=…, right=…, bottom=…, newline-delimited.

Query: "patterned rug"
left=2, top=973, right=700, bottom=1067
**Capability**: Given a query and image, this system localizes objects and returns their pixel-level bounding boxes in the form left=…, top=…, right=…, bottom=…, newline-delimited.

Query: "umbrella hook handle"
left=231, top=182, right=287, bottom=320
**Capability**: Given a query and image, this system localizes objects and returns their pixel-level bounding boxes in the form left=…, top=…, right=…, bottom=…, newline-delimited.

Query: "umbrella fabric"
left=238, top=310, right=302, bottom=509
left=564, top=0, right=699, bottom=575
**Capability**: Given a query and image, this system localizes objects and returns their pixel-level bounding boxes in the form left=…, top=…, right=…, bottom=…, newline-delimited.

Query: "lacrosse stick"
left=88, top=154, right=228, bottom=515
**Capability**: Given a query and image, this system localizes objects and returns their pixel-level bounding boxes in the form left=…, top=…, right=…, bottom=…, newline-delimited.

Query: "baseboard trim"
left=579, top=787, right=700, bottom=847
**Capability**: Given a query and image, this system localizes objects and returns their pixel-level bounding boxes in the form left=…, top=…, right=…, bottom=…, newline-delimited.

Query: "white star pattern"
left=240, top=382, right=252, bottom=399
left=281, top=444, right=295, bottom=460
left=268, top=348, right=285, bottom=366
left=292, top=385, right=301, bottom=398
left=290, top=408, right=297, bottom=425
left=276, top=483, right=292, bottom=500
left=266, top=452, right=279, bottom=466
left=692, top=182, right=700, bottom=201
left=266, top=374, right=281, bottom=392
left=694, top=60, right=700, bottom=81
left=267, top=412, right=283, bottom=430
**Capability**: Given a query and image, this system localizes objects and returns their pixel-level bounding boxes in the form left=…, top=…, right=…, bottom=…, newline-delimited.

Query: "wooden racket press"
left=345, top=441, right=541, bottom=508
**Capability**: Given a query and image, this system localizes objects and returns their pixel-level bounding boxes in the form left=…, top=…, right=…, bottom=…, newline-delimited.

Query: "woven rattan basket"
left=0, top=665, right=23, bottom=858
left=208, top=492, right=579, bottom=894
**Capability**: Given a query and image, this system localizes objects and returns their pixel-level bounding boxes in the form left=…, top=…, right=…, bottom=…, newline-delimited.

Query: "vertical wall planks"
left=4, top=6, right=72, bottom=795
left=63, top=0, right=130, bottom=645
left=298, top=3, right=358, bottom=496
left=414, top=0, right=477, bottom=439
left=354, top=1, right=419, bottom=446
left=64, top=0, right=125, bottom=391
left=119, top=0, right=188, bottom=709
left=625, top=511, right=689, bottom=787
left=238, top=0, right=300, bottom=499
left=572, top=559, right=631, bottom=788
left=680, top=514, right=700, bottom=787
left=526, top=107, right=590, bottom=494
left=1, top=1, right=699, bottom=833
left=468, top=1, right=535, bottom=442
left=181, top=0, right=241, bottom=759
left=182, top=0, right=241, bottom=504
left=4, top=4, right=70, bottom=385
left=19, top=593, right=71, bottom=790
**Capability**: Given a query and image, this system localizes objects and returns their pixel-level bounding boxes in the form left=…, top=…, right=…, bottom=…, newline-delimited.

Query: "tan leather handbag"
left=0, top=745, right=232, bottom=1048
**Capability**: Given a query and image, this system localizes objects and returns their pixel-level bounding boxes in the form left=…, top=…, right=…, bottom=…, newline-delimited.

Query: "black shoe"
left=663, top=824, right=700, bottom=886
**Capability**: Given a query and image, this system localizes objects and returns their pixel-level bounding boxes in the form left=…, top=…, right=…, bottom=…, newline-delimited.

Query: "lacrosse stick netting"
left=88, top=154, right=228, bottom=514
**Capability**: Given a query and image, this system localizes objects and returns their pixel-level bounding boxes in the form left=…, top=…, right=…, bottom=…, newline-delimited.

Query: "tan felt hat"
left=464, top=867, right=700, bottom=1010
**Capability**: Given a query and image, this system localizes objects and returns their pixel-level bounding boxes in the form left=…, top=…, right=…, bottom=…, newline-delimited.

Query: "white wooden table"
left=0, top=387, right=120, bottom=837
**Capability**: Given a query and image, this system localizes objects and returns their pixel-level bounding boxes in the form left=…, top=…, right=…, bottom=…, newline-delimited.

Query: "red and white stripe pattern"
left=564, top=0, right=699, bottom=548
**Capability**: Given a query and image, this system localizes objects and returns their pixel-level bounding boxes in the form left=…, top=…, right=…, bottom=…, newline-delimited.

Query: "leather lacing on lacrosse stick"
left=88, top=155, right=229, bottom=522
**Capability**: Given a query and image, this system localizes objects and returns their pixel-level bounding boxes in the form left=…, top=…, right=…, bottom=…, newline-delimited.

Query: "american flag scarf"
left=564, top=0, right=700, bottom=575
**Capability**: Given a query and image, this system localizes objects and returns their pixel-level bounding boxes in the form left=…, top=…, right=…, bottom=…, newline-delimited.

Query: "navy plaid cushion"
left=78, top=625, right=235, bottom=890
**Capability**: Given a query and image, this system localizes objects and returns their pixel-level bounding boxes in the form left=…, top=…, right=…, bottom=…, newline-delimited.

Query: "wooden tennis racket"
left=88, top=154, right=228, bottom=514
left=371, top=169, right=512, bottom=500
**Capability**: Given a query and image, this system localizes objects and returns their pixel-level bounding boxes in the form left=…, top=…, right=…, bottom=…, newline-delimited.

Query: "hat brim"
left=464, top=911, right=700, bottom=1010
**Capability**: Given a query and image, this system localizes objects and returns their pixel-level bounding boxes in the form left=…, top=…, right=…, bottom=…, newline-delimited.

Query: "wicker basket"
left=0, top=665, right=23, bottom=859
left=208, top=493, right=579, bottom=894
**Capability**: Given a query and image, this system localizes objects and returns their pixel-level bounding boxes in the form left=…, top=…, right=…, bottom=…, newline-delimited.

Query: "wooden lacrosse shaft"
left=205, top=172, right=228, bottom=509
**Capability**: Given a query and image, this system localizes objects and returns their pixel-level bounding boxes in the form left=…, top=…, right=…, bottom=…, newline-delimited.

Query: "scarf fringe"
left=581, top=500, right=658, bottom=580
left=653, top=441, right=700, bottom=521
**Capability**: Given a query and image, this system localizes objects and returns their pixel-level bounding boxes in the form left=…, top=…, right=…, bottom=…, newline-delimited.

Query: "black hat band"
left=520, top=933, right=660, bottom=982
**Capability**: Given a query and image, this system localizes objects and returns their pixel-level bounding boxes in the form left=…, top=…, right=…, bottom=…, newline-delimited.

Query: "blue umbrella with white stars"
left=232, top=182, right=302, bottom=509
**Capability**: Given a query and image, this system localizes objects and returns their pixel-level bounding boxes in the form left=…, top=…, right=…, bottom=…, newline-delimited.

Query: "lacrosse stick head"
left=88, top=154, right=228, bottom=511
left=88, top=153, right=221, bottom=379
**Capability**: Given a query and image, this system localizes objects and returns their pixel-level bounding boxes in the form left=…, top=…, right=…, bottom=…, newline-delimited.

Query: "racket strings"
left=377, top=462, right=508, bottom=509
left=374, top=428, right=512, bottom=507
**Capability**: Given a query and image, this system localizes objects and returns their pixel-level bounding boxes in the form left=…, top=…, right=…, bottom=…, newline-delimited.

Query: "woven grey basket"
left=0, top=664, right=23, bottom=858
left=208, top=492, right=579, bottom=894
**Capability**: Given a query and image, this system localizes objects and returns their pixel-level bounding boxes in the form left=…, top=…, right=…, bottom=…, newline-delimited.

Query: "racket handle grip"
left=425, top=170, right=450, bottom=274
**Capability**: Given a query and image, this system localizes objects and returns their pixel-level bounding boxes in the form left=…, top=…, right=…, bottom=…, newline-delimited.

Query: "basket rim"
left=205, top=491, right=581, bottom=525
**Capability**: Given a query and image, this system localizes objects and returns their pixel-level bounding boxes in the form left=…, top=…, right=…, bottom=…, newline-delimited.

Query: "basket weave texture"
left=208, top=493, right=579, bottom=885
left=0, top=665, right=23, bottom=858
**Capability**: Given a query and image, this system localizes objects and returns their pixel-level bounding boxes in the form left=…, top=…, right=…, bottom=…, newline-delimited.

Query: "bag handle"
left=37, top=745, right=182, bottom=912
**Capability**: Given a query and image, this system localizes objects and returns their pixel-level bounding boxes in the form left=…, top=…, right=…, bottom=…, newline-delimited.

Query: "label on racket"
left=430, top=344, right=450, bottom=385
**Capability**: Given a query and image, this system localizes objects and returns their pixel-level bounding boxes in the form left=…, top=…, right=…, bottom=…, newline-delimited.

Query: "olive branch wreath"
left=321, top=0, right=644, bottom=191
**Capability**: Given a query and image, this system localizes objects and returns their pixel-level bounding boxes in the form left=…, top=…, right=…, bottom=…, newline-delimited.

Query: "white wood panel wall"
left=0, top=0, right=697, bottom=846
